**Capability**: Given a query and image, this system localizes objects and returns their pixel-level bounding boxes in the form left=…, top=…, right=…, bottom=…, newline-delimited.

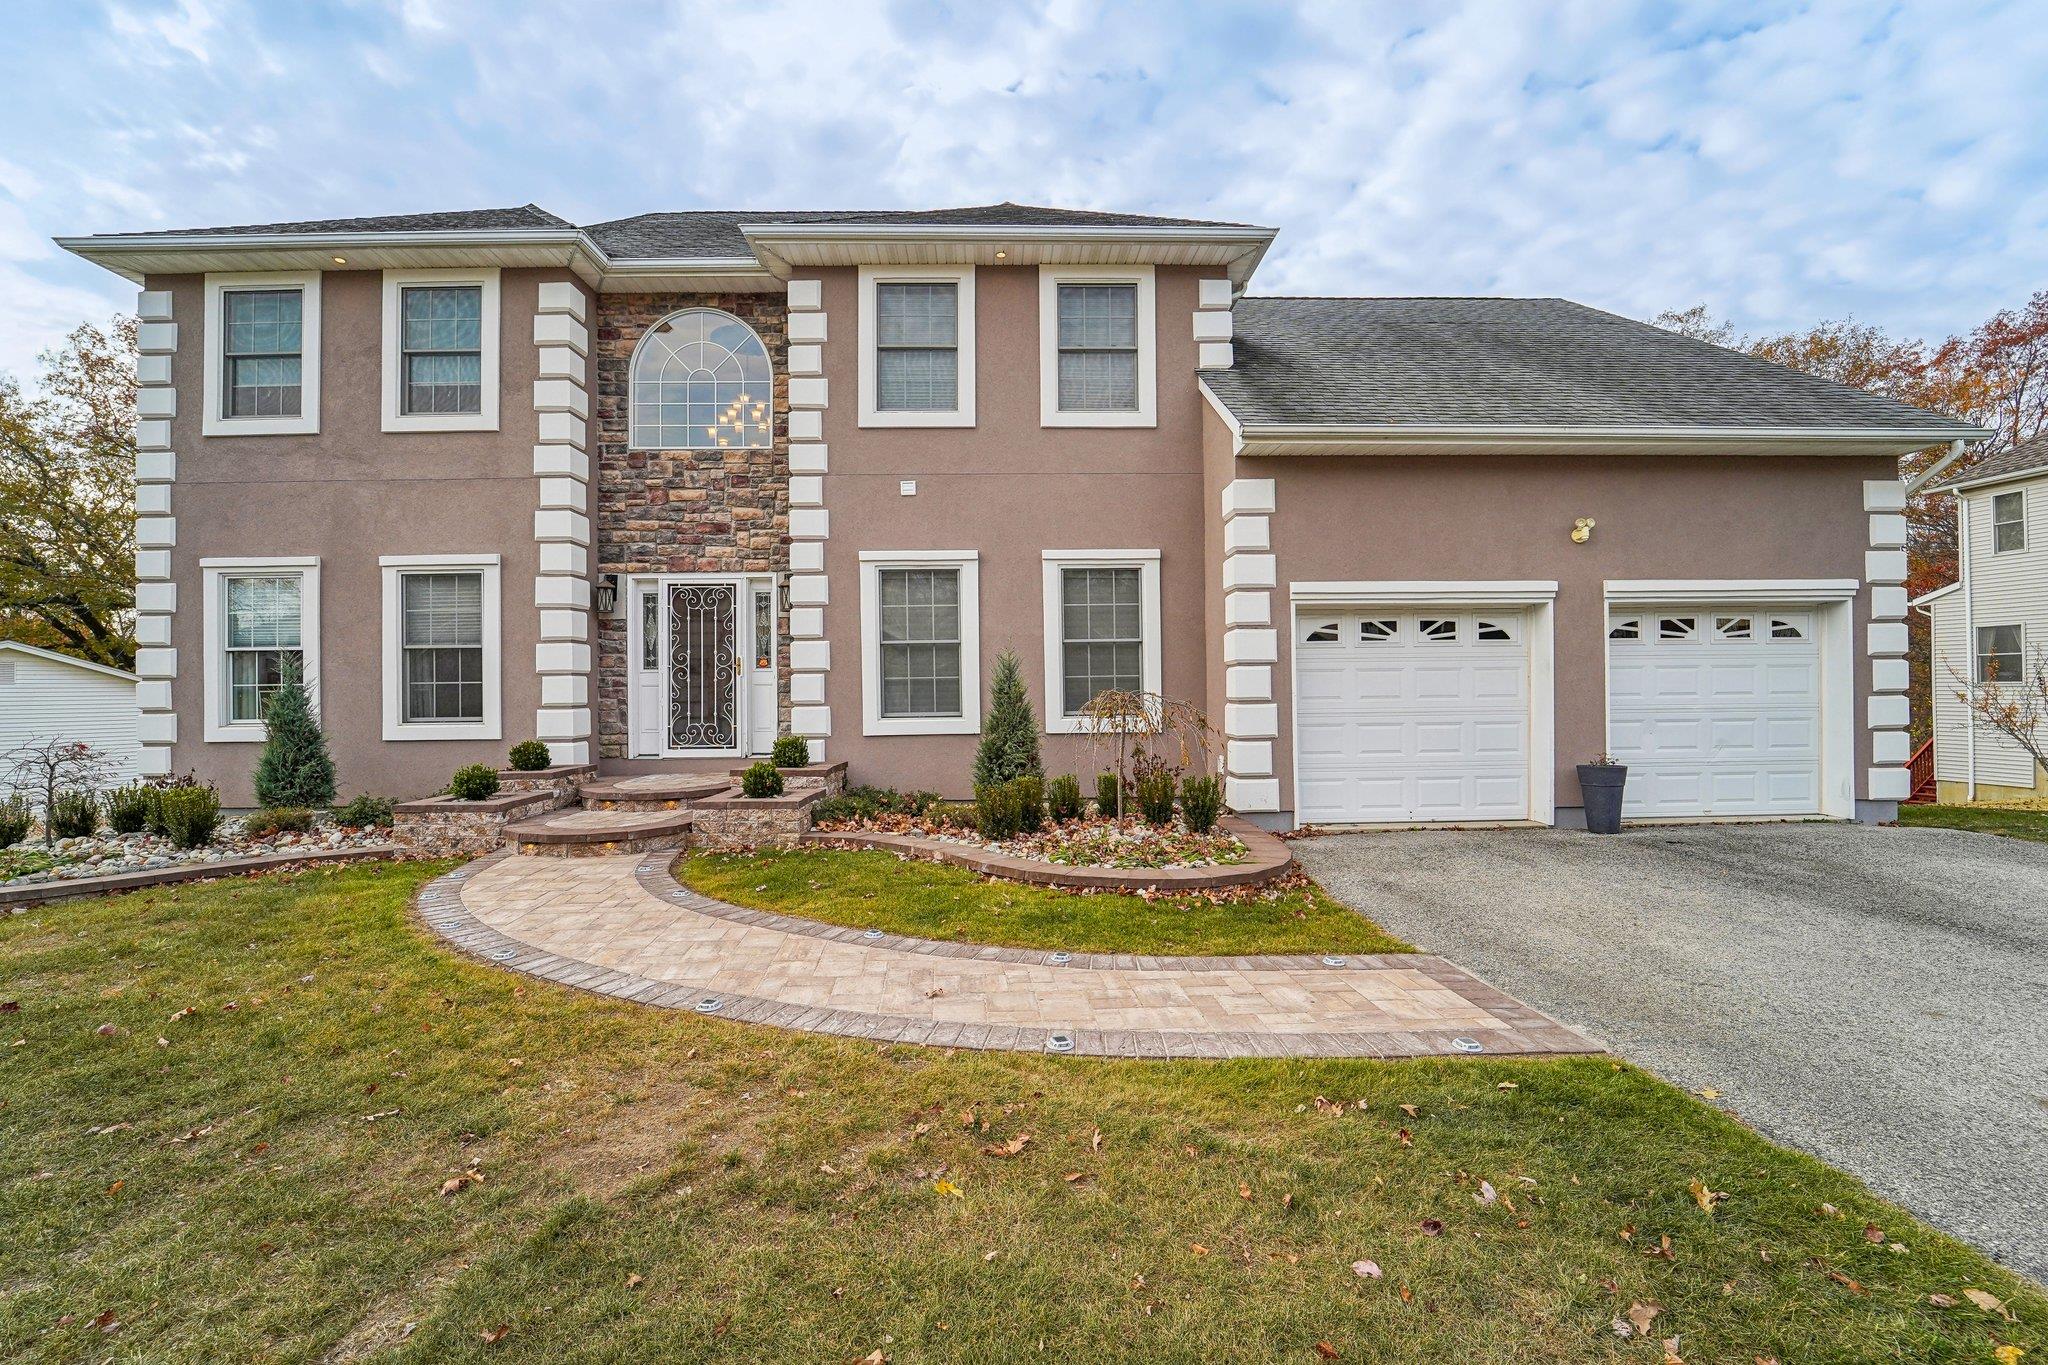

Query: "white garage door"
left=1295, top=609, right=1531, bottom=824
left=1607, top=608, right=1822, bottom=817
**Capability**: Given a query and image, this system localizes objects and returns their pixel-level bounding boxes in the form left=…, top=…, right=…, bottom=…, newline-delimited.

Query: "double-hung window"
left=204, top=273, right=321, bottom=436
left=1992, top=491, right=2026, bottom=553
left=860, top=551, right=981, bottom=734
left=1976, top=624, right=2024, bottom=683
left=858, top=266, right=975, bottom=426
left=399, top=285, right=484, bottom=415
left=1039, top=265, right=1156, bottom=427
left=381, top=269, right=500, bottom=431
left=201, top=557, right=321, bottom=741
left=1042, top=551, right=1162, bottom=732
left=380, top=555, right=502, bottom=739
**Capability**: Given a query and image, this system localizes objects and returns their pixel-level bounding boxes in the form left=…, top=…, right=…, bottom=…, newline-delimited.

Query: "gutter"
left=1960, top=493, right=1977, bottom=800
left=1234, top=421, right=1991, bottom=446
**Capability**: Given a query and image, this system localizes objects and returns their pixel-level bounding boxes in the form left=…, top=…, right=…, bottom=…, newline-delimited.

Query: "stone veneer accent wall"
left=133, top=288, right=179, bottom=774
left=591, top=292, right=791, bottom=760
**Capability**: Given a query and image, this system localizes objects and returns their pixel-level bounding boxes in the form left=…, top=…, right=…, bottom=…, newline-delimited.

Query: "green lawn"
left=2, top=863, right=2042, bottom=1363
left=1899, top=803, right=2048, bottom=844
left=682, top=846, right=1414, bottom=956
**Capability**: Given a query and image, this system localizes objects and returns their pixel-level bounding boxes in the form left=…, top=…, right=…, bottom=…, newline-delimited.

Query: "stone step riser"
left=514, top=830, right=692, bottom=859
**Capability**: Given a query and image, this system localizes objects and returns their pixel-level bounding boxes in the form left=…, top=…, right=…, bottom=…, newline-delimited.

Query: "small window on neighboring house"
left=224, top=574, right=304, bottom=722
left=1303, top=621, right=1340, bottom=643
left=1359, top=619, right=1398, bottom=643
left=1419, top=618, right=1457, bottom=643
left=0, top=659, right=15, bottom=686
left=1977, top=624, right=2024, bottom=683
left=1608, top=617, right=1641, bottom=640
left=399, top=285, right=483, bottom=415
left=878, top=568, right=963, bottom=719
left=1716, top=616, right=1753, bottom=640
left=1993, top=491, right=2026, bottom=552
left=1056, top=283, right=1140, bottom=412
left=222, top=288, right=303, bottom=418
left=875, top=282, right=959, bottom=411
left=400, top=572, right=485, bottom=723
left=1476, top=619, right=1513, bottom=642
left=1658, top=617, right=1697, bottom=640
left=1770, top=618, right=1806, bottom=640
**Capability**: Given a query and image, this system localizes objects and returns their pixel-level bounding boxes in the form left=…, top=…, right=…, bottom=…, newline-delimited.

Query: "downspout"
left=1960, top=493, right=1976, bottom=800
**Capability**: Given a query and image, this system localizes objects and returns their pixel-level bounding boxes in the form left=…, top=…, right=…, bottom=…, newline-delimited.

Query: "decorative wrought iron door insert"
left=668, top=582, right=738, bottom=749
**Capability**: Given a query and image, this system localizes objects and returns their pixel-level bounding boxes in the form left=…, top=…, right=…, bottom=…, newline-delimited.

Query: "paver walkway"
left=415, top=852, right=1597, bottom=1058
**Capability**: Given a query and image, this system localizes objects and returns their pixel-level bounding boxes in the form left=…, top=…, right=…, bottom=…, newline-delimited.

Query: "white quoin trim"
left=1862, top=478, right=1913, bottom=808
left=531, top=278, right=593, bottom=764
left=785, top=279, right=832, bottom=745
left=1217, top=476, right=1281, bottom=810
left=133, top=286, right=179, bottom=767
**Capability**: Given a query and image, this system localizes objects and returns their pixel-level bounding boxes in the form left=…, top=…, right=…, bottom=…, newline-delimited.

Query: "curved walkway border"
left=413, top=851, right=1600, bottom=1059
left=799, top=815, right=1296, bottom=893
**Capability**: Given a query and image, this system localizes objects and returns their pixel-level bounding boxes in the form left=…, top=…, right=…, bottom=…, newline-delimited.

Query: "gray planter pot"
left=1577, top=763, right=1628, bottom=835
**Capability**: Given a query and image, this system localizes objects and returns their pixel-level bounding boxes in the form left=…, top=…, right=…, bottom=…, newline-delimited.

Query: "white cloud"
left=2, top=0, right=2044, bottom=384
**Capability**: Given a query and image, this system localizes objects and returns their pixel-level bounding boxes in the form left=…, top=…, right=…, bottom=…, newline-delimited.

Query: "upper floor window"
left=382, top=269, right=499, bottom=433
left=631, top=307, right=772, bottom=450
left=1992, top=490, right=2026, bottom=553
left=858, top=265, right=976, bottom=427
left=1039, top=265, right=1155, bottom=428
left=399, top=285, right=483, bottom=415
left=1976, top=624, right=2023, bottom=683
left=203, top=273, right=322, bottom=437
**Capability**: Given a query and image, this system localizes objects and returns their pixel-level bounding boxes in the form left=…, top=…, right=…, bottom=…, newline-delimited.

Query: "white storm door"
left=1294, top=609, right=1531, bottom=823
left=1606, top=608, right=1823, bottom=817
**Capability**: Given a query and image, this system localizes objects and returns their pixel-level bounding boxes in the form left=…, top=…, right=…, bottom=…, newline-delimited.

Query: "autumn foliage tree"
left=1655, top=293, right=2048, bottom=740
left=0, top=319, right=138, bottom=668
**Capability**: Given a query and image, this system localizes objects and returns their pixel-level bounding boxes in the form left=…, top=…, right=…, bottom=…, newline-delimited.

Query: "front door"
left=668, top=581, right=740, bottom=752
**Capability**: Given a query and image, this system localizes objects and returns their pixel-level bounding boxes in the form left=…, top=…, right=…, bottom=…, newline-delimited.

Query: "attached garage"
left=1292, top=597, right=1552, bottom=825
left=1606, top=608, right=1824, bottom=817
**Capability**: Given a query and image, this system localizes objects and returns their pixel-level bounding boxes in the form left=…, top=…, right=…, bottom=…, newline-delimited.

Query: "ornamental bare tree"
left=1954, top=645, right=2048, bottom=776
left=2, top=737, right=115, bottom=847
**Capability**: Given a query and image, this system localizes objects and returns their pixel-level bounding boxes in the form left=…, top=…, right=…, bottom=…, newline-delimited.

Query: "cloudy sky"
left=2, top=0, right=2044, bottom=381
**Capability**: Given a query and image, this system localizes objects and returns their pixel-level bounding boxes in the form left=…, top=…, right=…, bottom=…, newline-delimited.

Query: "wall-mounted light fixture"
left=1571, top=517, right=1596, bottom=544
left=594, top=573, right=619, bottom=616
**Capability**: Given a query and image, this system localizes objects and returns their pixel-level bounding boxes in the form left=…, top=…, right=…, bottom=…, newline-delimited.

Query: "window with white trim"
left=380, top=555, right=502, bottom=740
left=1038, top=265, right=1155, bottom=427
left=1041, top=551, right=1162, bottom=733
left=381, top=268, right=500, bottom=432
left=859, top=552, right=981, bottom=735
left=1977, top=624, right=2023, bottom=683
left=1992, top=490, right=2026, bottom=553
left=200, top=557, right=320, bottom=741
left=858, top=266, right=976, bottom=427
left=631, top=307, right=771, bottom=449
left=204, top=273, right=321, bottom=437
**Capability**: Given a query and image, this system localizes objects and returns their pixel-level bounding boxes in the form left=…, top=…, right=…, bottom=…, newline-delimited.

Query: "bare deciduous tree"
left=1952, top=646, right=2048, bottom=775
left=3, top=737, right=115, bottom=847
left=1075, top=690, right=1215, bottom=817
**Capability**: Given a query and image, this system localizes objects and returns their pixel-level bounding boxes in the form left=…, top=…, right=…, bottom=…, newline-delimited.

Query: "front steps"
left=505, top=807, right=695, bottom=857
left=498, top=761, right=844, bottom=858
left=580, top=774, right=733, bottom=811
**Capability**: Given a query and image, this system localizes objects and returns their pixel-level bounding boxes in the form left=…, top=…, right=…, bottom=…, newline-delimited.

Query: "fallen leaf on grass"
left=1965, top=1289, right=2015, bottom=1321
left=858, top=1351, right=889, bottom=1364
left=626, top=1272, right=644, bottom=1289
left=105, top=1180, right=123, bottom=1196
left=1643, top=1234, right=1674, bottom=1260
left=1927, top=1293, right=1957, bottom=1307
left=1189, top=1243, right=1210, bottom=1257
left=1062, top=1171, right=1087, bottom=1183
left=1418, top=1219, right=1443, bottom=1237
left=1398, top=1104, right=1419, bottom=1117
left=1628, top=1302, right=1661, bottom=1334
left=981, top=1134, right=1031, bottom=1158
left=480, top=1324, right=510, bottom=1345
left=1239, top=1182, right=1253, bottom=1200
left=1496, top=1081, right=1517, bottom=1090
left=1689, top=1178, right=1727, bottom=1214
left=1863, top=1222, right=1884, bottom=1243
left=1396, top=1129, right=1412, bottom=1147
left=439, top=1169, right=483, bottom=1198
left=1662, top=1336, right=1684, bottom=1364
left=1091, top=1127, right=1103, bottom=1152
left=1314, top=1342, right=1340, bottom=1360
left=1818, top=1202, right=1842, bottom=1219
left=933, top=1179, right=962, bottom=1198
left=982, top=1250, right=999, bottom=1262
left=1825, top=1269, right=1864, bottom=1294
left=1992, top=1345, right=2024, bottom=1365
left=1351, top=1259, right=1381, bottom=1279
left=1619, top=1224, right=1635, bottom=1242
left=1474, top=1180, right=1498, bottom=1206
left=1398, top=1286, right=1412, bottom=1304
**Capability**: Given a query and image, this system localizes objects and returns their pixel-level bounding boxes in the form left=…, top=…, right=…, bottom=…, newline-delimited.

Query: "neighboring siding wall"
left=0, top=655, right=140, bottom=782
left=1930, top=475, right=2048, bottom=788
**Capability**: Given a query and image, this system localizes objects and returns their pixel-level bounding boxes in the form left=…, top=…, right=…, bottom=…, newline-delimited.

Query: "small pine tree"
left=253, top=662, right=336, bottom=808
left=972, top=650, right=1042, bottom=788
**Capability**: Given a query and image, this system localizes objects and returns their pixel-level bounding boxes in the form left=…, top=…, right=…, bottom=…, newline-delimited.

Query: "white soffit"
left=1229, top=423, right=1990, bottom=459
left=739, top=224, right=1276, bottom=286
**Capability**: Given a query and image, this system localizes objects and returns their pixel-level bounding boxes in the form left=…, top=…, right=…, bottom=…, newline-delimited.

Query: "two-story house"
left=58, top=202, right=1986, bottom=828
left=1917, top=434, right=2048, bottom=801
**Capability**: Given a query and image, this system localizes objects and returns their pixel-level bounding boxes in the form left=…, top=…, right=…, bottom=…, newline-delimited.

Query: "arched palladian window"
left=629, top=308, right=772, bottom=450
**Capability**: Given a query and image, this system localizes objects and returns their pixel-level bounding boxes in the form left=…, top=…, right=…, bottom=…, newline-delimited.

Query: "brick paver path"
left=415, top=852, right=1599, bottom=1058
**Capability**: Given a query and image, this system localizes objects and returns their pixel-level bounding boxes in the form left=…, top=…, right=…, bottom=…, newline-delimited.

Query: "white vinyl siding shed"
left=1926, top=474, right=2048, bottom=790
left=0, top=642, right=141, bottom=784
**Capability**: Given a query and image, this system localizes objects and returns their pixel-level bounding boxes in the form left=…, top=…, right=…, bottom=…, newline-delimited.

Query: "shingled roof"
left=586, top=202, right=1258, bottom=259
left=1204, top=296, right=1979, bottom=433
left=139, top=203, right=574, bottom=237
left=1930, top=432, right=2048, bottom=490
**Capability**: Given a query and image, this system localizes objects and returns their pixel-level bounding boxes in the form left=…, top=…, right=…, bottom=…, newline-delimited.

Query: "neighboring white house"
left=1915, top=435, right=2048, bottom=802
left=0, top=640, right=142, bottom=784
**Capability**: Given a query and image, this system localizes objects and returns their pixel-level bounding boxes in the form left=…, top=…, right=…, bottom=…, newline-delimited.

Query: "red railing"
left=1906, top=738, right=1936, bottom=803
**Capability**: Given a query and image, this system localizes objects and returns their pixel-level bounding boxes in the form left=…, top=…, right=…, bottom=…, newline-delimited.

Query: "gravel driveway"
left=1293, top=821, right=2048, bottom=1282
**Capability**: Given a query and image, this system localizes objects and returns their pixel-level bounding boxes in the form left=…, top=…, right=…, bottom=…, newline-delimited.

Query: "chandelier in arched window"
left=629, top=308, right=773, bottom=450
